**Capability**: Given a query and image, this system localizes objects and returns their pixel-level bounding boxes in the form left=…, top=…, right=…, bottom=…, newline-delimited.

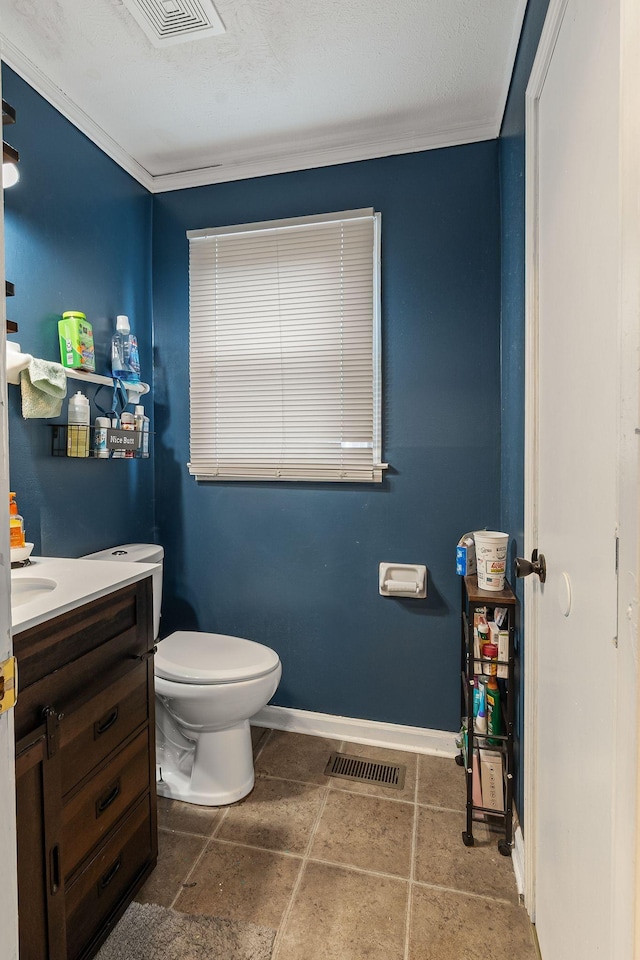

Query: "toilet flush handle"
left=129, top=646, right=157, bottom=662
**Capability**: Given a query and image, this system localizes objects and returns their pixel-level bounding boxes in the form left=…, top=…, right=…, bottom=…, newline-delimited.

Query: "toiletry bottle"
left=120, top=411, right=136, bottom=458
left=474, top=679, right=487, bottom=735
left=111, top=315, right=141, bottom=383
left=9, top=493, right=25, bottom=548
left=111, top=411, right=123, bottom=458
left=481, top=641, right=498, bottom=676
left=134, top=404, right=149, bottom=458
left=477, top=621, right=489, bottom=674
left=473, top=608, right=487, bottom=672
left=94, top=416, right=110, bottom=458
left=486, top=675, right=502, bottom=744
left=67, top=390, right=90, bottom=457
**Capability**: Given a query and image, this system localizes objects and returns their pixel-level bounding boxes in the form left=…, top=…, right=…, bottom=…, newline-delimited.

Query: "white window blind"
left=187, top=209, right=385, bottom=482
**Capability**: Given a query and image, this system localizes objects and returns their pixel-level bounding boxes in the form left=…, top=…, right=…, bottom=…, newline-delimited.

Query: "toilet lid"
left=155, top=631, right=281, bottom=684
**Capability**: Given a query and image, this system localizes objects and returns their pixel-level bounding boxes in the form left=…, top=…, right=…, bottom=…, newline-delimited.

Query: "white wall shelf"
left=63, top=369, right=150, bottom=402
left=6, top=343, right=150, bottom=402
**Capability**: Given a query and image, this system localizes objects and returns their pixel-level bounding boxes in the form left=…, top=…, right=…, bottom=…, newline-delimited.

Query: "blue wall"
left=499, top=0, right=551, bottom=809
left=3, top=67, right=155, bottom=557
left=3, top=64, right=506, bottom=734
left=153, top=145, right=502, bottom=732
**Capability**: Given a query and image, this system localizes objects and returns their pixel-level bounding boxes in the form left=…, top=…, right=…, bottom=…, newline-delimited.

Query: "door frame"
left=523, top=0, right=640, bottom=955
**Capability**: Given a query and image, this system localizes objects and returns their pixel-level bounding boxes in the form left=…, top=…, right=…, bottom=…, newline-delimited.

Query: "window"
left=187, top=209, right=385, bottom=482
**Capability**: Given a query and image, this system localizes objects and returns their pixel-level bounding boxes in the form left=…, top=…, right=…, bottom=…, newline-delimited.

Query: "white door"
left=0, top=68, right=19, bottom=960
left=524, top=0, right=637, bottom=958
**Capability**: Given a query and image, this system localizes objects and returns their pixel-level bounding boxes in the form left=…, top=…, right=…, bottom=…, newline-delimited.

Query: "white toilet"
left=84, top=543, right=282, bottom=806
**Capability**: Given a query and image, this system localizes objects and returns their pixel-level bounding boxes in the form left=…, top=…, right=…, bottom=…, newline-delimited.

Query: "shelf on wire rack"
left=63, top=369, right=150, bottom=402
left=50, top=423, right=152, bottom=459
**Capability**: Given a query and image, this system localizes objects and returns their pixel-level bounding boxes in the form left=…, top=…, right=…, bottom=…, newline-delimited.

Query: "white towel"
left=20, top=358, right=68, bottom=419
left=6, top=343, right=32, bottom=385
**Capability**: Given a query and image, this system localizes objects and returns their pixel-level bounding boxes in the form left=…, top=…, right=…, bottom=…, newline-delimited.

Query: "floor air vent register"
left=324, top=752, right=406, bottom=790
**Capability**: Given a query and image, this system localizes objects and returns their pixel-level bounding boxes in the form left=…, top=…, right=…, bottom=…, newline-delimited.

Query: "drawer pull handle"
left=43, top=706, right=64, bottom=759
left=49, top=843, right=61, bottom=895
left=96, top=780, right=121, bottom=817
left=94, top=707, right=119, bottom=738
left=98, top=856, right=121, bottom=893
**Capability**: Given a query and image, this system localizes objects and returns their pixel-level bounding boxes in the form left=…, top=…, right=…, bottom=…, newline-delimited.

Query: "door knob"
left=515, top=549, right=547, bottom=583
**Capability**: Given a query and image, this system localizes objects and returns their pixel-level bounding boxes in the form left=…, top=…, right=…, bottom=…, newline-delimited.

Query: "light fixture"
left=2, top=161, right=19, bottom=189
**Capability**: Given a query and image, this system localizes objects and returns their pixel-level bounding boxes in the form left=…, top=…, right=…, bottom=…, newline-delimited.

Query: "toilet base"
left=156, top=719, right=255, bottom=806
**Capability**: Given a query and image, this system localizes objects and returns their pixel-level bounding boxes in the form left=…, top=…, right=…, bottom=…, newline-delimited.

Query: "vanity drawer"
left=14, top=580, right=152, bottom=691
left=15, top=630, right=152, bottom=744
left=60, top=664, right=149, bottom=797
left=65, top=796, right=153, bottom=960
left=62, top=729, right=150, bottom=881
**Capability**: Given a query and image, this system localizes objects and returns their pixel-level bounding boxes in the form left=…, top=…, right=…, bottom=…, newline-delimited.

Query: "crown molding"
left=0, top=35, right=154, bottom=192
left=148, top=118, right=499, bottom=193
left=2, top=33, right=499, bottom=194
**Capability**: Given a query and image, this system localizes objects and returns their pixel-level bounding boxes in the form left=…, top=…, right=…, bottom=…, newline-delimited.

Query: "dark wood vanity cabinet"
left=14, top=577, right=158, bottom=960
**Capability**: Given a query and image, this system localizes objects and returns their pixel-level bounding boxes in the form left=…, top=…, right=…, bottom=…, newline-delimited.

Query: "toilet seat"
left=155, top=631, right=281, bottom=685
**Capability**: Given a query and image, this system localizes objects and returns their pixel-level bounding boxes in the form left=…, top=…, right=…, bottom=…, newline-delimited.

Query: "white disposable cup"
left=474, top=531, right=509, bottom=591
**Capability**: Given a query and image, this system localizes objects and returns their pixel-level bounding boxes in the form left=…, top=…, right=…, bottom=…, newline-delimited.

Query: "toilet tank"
left=83, top=543, right=164, bottom=640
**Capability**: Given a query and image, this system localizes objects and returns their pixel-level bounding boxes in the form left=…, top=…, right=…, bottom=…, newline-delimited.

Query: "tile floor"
left=137, top=728, right=538, bottom=960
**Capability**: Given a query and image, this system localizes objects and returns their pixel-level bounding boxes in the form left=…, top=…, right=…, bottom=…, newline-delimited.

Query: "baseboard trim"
left=513, top=820, right=526, bottom=899
left=251, top=705, right=458, bottom=757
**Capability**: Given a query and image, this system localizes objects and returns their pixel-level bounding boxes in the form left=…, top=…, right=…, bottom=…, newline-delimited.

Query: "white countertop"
left=11, top=556, right=160, bottom=635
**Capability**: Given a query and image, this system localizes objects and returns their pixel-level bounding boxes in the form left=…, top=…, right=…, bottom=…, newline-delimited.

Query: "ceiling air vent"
left=122, top=0, right=225, bottom=47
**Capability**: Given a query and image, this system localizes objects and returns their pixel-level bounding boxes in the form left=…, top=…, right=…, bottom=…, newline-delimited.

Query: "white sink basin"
left=11, top=577, right=58, bottom=608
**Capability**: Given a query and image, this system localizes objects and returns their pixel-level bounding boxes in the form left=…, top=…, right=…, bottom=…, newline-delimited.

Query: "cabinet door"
left=16, top=728, right=66, bottom=960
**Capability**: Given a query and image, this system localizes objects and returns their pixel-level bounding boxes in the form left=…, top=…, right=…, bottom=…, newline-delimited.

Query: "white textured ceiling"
left=0, top=0, right=527, bottom=191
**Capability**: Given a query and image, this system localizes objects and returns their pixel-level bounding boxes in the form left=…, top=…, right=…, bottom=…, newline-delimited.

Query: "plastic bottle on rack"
left=67, top=391, right=90, bottom=457
left=476, top=620, right=489, bottom=675
left=486, top=675, right=502, bottom=744
left=94, top=416, right=110, bottom=458
left=481, top=641, right=498, bottom=676
left=111, top=315, right=141, bottom=384
left=134, top=405, right=149, bottom=458
left=474, top=679, right=487, bottom=735
left=120, top=411, right=136, bottom=458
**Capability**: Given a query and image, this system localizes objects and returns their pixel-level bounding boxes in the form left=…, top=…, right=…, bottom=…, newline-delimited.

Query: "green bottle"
left=486, top=676, right=502, bottom=745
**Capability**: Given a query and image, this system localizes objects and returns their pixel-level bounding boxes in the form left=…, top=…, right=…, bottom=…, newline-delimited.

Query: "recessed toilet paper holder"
left=379, top=562, right=427, bottom=598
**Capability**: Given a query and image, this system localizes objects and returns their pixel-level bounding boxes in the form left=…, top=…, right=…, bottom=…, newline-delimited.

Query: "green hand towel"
left=20, top=358, right=68, bottom=419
